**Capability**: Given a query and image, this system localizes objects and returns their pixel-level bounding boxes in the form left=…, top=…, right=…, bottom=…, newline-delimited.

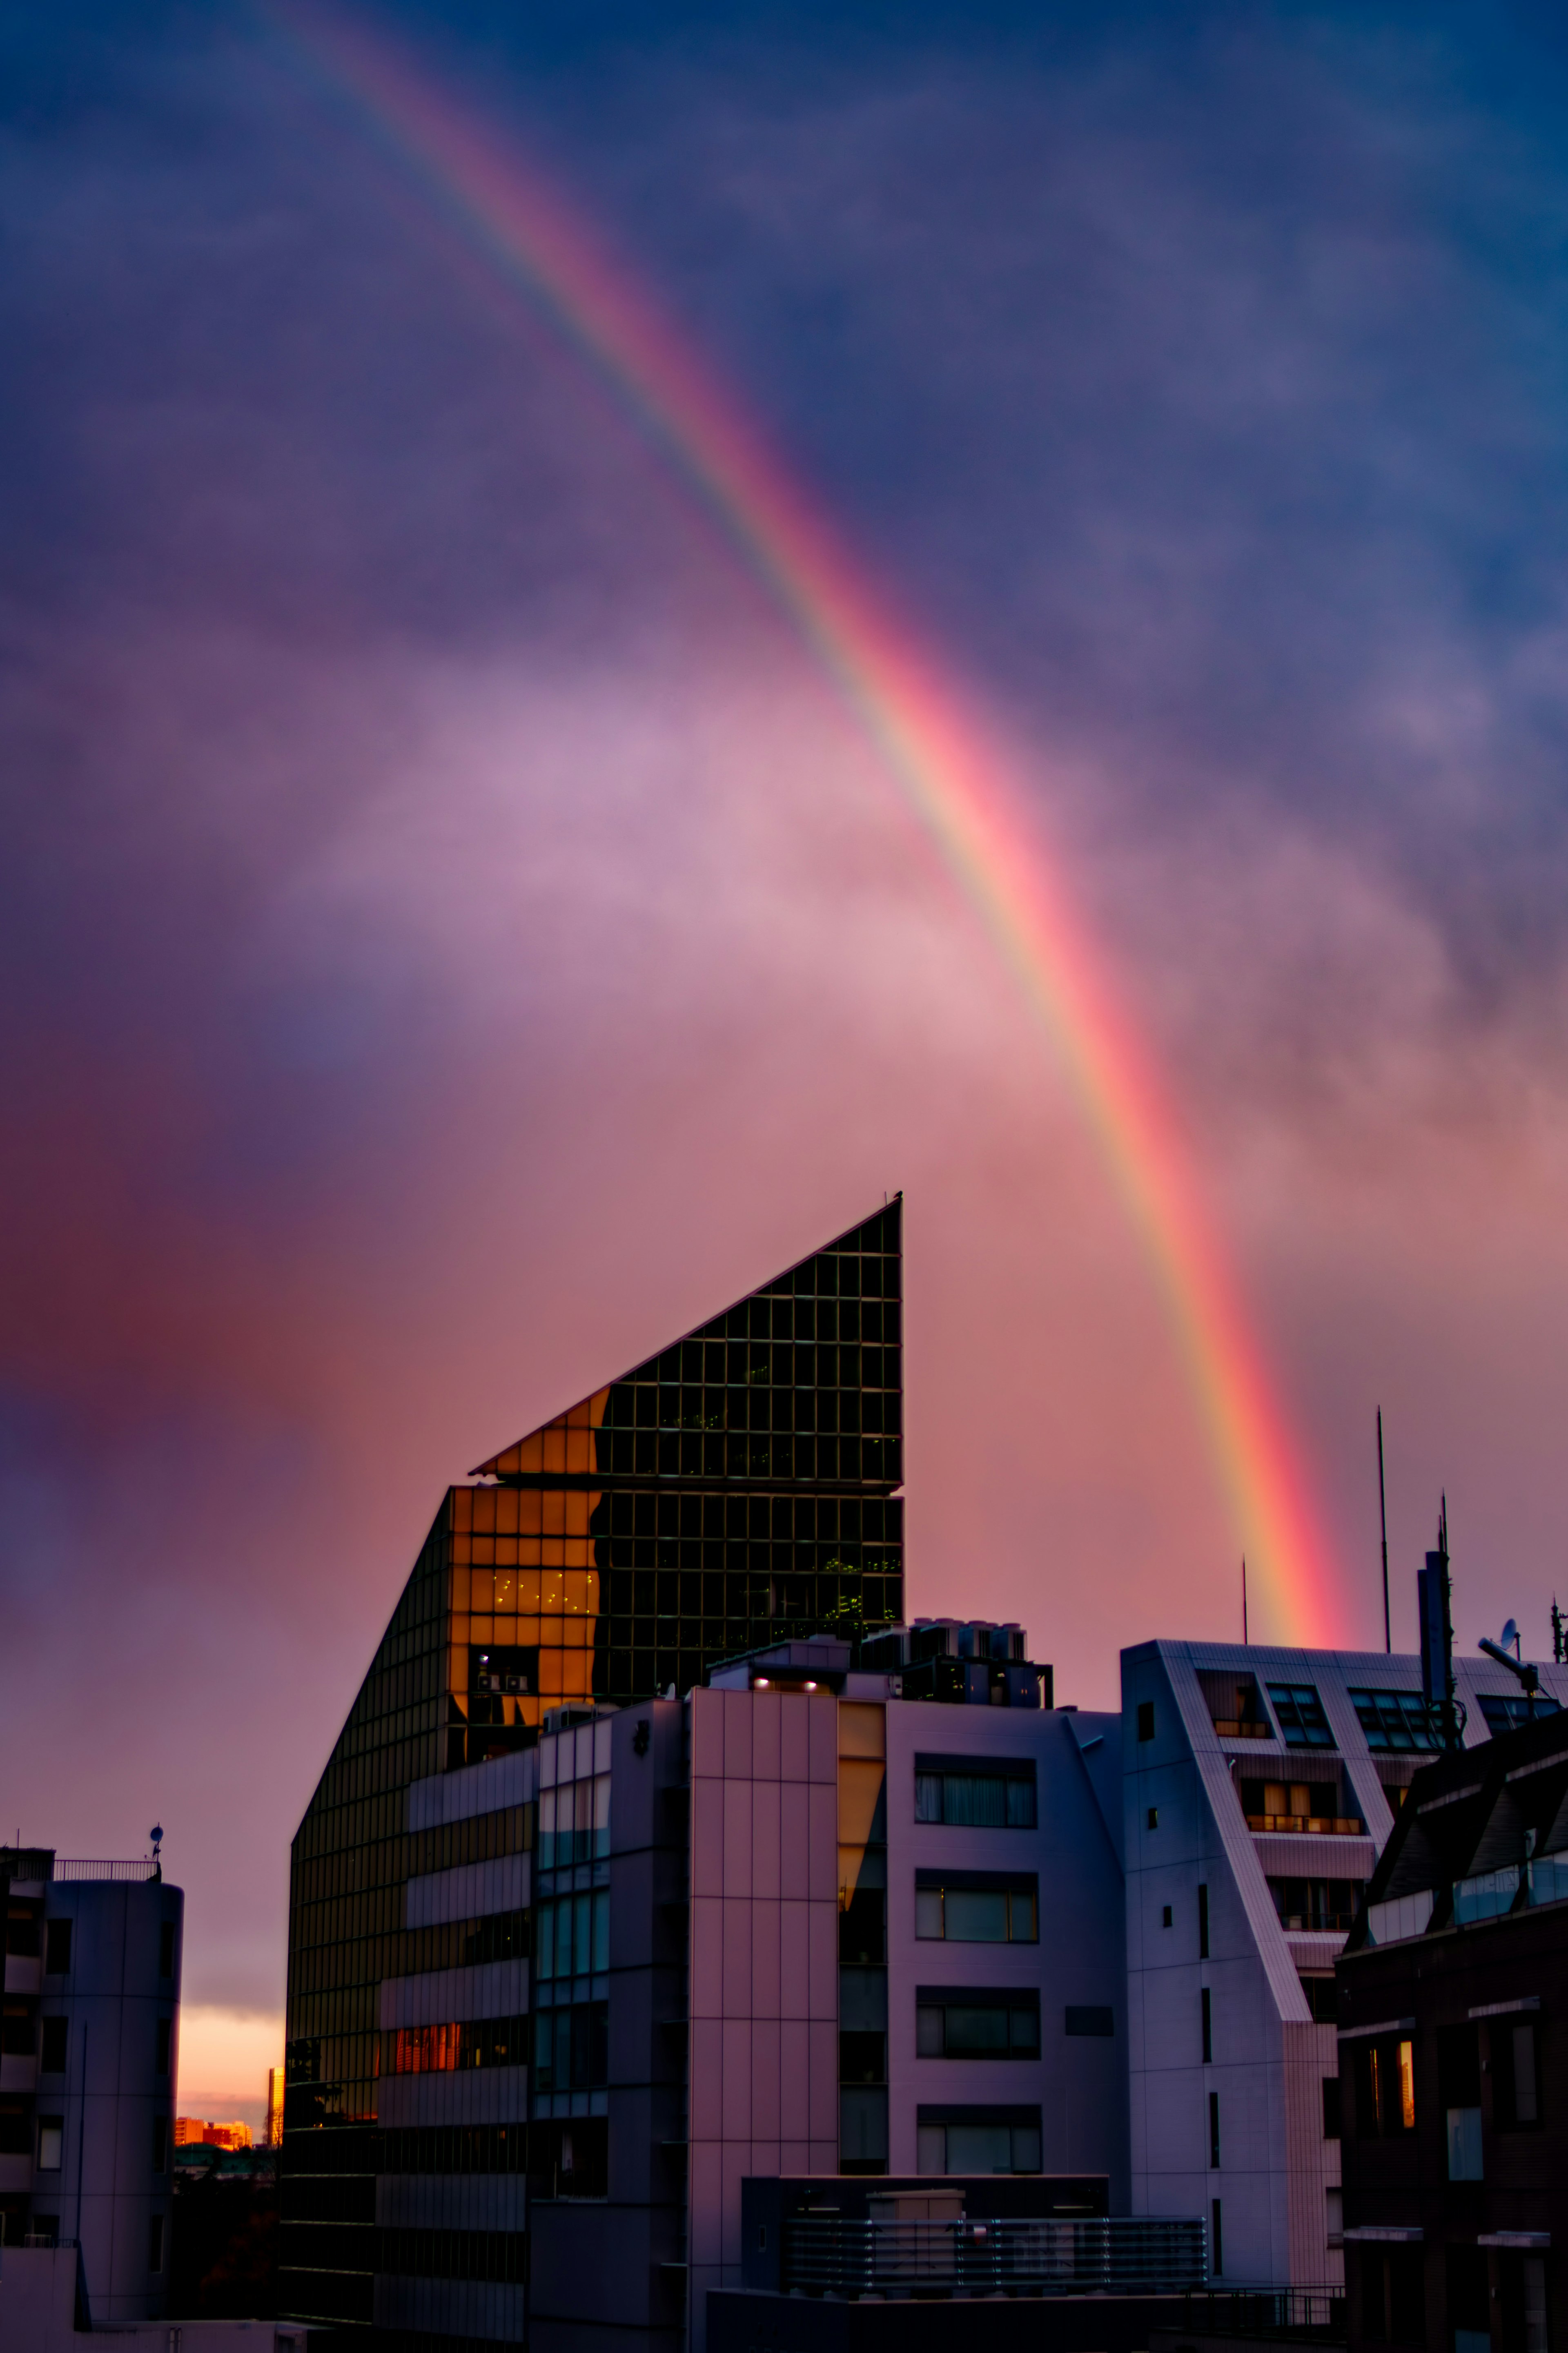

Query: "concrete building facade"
left=281, top=1617, right=1128, bottom=2353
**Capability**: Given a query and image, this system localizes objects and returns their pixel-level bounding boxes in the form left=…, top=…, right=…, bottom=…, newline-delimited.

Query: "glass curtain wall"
left=281, top=1200, right=904, bottom=2328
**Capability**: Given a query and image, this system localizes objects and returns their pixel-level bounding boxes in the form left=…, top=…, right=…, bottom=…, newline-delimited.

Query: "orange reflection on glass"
left=389, top=2023, right=460, bottom=2075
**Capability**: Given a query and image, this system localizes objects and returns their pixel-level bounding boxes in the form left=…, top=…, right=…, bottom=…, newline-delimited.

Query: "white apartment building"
left=1122, top=1641, right=1568, bottom=2291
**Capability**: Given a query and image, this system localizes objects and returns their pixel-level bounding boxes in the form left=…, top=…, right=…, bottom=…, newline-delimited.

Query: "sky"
left=7, top=0, right=1568, bottom=2126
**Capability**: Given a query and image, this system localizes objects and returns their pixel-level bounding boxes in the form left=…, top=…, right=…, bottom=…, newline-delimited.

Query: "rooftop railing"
left=52, top=1860, right=162, bottom=1883
left=782, top=2215, right=1207, bottom=2299
left=1176, top=2288, right=1346, bottom=2342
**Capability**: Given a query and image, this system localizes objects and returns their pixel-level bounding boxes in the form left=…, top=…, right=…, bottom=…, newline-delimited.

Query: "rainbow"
left=267, top=4, right=1343, bottom=1645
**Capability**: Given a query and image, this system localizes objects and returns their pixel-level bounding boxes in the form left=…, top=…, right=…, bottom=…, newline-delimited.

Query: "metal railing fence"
left=51, top=1860, right=161, bottom=1883
left=782, top=2215, right=1207, bottom=2299
left=1177, top=2287, right=1347, bottom=2341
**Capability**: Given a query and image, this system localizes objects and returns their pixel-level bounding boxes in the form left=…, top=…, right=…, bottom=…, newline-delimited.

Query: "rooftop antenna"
left=1553, top=1597, right=1565, bottom=1666
left=1479, top=1626, right=1542, bottom=1716
left=1376, top=1409, right=1390, bottom=1653
left=1241, top=1557, right=1249, bottom=1646
left=1418, top=1494, right=1461, bottom=1751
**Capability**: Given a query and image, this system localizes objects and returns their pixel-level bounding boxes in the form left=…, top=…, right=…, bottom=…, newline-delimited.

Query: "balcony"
left=780, top=2215, right=1207, bottom=2299
left=1247, top=1816, right=1365, bottom=1837
left=1213, top=1721, right=1275, bottom=1741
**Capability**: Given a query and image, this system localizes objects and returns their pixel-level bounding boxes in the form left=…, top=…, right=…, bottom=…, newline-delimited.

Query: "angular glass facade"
left=281, top=1201, right=902, bottom=2328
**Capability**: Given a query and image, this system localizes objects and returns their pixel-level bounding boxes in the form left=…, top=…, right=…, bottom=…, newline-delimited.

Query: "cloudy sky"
left=7, top=0, right=1568, bottom=2121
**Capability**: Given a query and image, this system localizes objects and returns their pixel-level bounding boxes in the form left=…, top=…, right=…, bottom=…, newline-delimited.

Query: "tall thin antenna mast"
left=1242, top=1557, right=1249, bottom=1647
left=1377, top=1408, right=1390, bottom=1654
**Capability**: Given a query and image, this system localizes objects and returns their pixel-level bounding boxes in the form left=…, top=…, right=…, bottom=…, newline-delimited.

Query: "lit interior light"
left=804, top=1681, right=818, bottom=1691
left=754, top=1677, right=770, bottom=1688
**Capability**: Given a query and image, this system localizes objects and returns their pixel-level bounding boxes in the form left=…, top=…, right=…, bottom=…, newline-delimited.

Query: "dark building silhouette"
left=1338, top=1706, right=1568, bottom=2353
left=280, top=1202, right=903, bottom=2330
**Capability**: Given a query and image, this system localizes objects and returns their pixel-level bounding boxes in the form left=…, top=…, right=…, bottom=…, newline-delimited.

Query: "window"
left=1201, top=1988, right=1212, bottom=2063
left=1299, top=1975, right=1339, bottom=2024
left=914, top=1872, right=1037, bottom=1943
left=840, top=2031, right=886, bottom=2084
left=40, top=2017, right=69, bottom=2074
left=0, top=2103, right=28, bottom=2155
left=43, top=1920, right=71, bottom=1976
left=528, top=2116, right=609, bottom=2201
left=1198, top=1883, right=1209, bottom=1959
left=384, top=2016, right=529, bottom=2076
left=1448, top=2246, right=1490, bottom=2353
left=153, top=2114, right=168, bottom=2171
left=1211, top=2198, right=1223, bottom=2277
left=148, top=2213, right=165, bottom=2274
left=376, top=2226, right=530, bottom=2281
left=1360, top=2247, right=1424, bottom=2344
left=916, top=2106, right=1041, bottom=2176
left=1478, top=1692, right=1562, bottom=1737
left=36, top=2117, right=63, bottom=2171
left=1209, top=2090, right=1221, bottom=2167
left=531, top=2003, right=608, bottom=2095
left=1440, top=2025, right=1482, bottom=2180
left=154, top=2017, right=172, bottom=2077
left=537, top=1774, right=611, bottom=1868
left=1499, top=2252, right=1549, bottom=2353
left=1322, top=2077, right=1341, bottom=2139
left=1348, top=1689, right=1439, bottom=1754
left=1244, top=1780, right=1358, bottom=1833
left=29, top=2215, right=59, bottom=2248
left=535, top=1891, right=608, bottom=1983
left=840, top=1877, right=886, bottom=1966
left=2, top=2005, right=35, bottom=2057
left=159, top=1922, right=176, bottom=1980
left=913, top=1756, right=1036, bottom=1828
left=1162, top=1905, right=1173, bottom=1929
left=1270, top=1878, right=1364, bottom=1933
left=916, top=1987, right=1040, bottom=2059
left=1065, top=2007, right=1114, bottom=2037
left=840, top=2087, right=888, bottom=2173
left=1147, top=1807, right=1159, bottom=1830
left=1137, top=1702, right=1155, bottom=1742
left=1326, top=2187, right=1343, bottom=2247
left=4, top=1908, right=39, bottom=1958
left=1355, top=2036, right=1416, bottom=2135
left=1494, top=2018, right=1540, bottom=2128
left=461, top=1909, right=530, bottom=1968
left=1265, top=1684, right=1334, bottom=1749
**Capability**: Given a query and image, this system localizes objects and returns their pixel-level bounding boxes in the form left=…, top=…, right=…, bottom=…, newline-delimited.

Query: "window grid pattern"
left=1265, top=1684, right=1335, bottom=1749
left=283, top=1205, right=902, bottom=2326
left=1349, top=1688, right=1442, bottom=1753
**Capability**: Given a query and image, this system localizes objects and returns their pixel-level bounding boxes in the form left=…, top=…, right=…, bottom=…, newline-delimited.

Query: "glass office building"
left=281, top=1201, right=903, bottom=2327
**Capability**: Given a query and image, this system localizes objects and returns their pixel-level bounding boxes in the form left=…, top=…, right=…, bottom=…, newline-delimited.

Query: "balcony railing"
left=52, top=1860, right=162, bottom=1883
left=1212, top=1720, right=1275, bottom=1740
left=1247, top=1817, right=1364, bottom=1838
left=781, top=2215, right=1207, bottom=2299
left=1178, top=2288, right=1346, bottom=2342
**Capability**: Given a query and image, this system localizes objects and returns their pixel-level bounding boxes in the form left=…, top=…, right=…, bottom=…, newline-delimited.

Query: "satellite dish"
left=150, top=1824, right=163, bottom=1849
left=1501, top=1619, right=1519, bottom=1654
